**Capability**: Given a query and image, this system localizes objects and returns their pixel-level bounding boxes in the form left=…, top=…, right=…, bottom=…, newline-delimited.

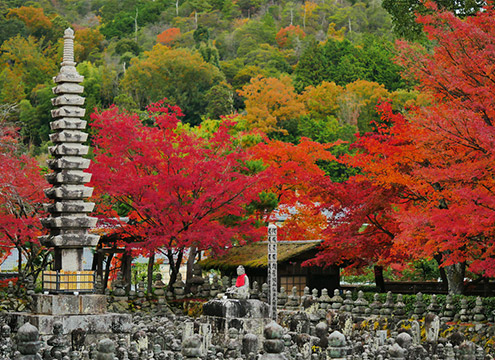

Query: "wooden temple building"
left=199, top=240, right=340, bottom=295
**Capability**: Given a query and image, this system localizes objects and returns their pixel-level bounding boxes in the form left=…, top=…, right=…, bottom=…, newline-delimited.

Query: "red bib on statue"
left=236, top=273, right=246, bottom=287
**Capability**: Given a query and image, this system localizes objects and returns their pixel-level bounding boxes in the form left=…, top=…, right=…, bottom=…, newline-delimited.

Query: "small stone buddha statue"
left=226, top=265, right=250, bottom=299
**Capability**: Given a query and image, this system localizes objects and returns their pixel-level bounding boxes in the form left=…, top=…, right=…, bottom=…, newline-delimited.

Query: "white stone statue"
left=226, top=265, right=250, bottom=299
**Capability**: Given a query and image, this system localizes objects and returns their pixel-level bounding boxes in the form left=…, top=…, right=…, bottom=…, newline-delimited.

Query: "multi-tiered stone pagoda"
left=13, top=28, right=131, bottom=340
left=39, top=28, right=99, bottom=292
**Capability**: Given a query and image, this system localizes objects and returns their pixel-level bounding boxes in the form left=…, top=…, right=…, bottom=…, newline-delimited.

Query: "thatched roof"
left=200, top=240, right=321, bottom=271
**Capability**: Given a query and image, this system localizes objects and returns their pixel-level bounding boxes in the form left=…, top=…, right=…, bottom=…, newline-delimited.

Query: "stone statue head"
left=1, top=325, right=10, bottom=337
left=53, top=321, right=63, bottom=335
left=236, top=265, right=245, bottom=276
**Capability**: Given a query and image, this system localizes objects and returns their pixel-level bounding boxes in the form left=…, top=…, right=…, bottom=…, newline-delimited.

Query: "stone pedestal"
left=202, top=299, right=270, bottom=344
left=33, top=294, right=106, bottom=315
left=11, top=294, right=131, bottom=344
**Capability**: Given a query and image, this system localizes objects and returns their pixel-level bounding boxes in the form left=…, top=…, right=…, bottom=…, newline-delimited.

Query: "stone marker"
left=262, top=321, right=286, bottom=360
left=242, top=333, right=259, bottom=355
left=267, top=224, right=278, bottom=320
left=17, top=322, right=42, bottom=359
left=96, top=338, right=115, bottom=360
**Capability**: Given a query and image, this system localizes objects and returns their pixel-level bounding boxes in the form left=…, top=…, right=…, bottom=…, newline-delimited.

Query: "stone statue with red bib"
left=226, top=265, right=250, bottom=299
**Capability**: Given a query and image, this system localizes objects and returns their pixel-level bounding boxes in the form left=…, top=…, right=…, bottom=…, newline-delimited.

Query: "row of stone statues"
left=107, top=266, right=494, bottom=323
left=4, top=309, right=492, bottom=360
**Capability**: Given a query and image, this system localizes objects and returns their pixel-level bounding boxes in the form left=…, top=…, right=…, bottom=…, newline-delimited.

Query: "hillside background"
left=0, top=0, right=416, bottom=156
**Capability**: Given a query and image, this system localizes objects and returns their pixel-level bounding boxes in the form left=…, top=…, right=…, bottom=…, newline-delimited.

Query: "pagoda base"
left=9, top=294, right=132, bottom=344
left=33, top=294, right=106, bottom=315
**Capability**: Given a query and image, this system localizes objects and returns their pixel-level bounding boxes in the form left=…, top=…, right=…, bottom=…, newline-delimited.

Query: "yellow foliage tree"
left=237, top=75, right=306, bottom=133
left=75, top=27, right=104, bottom=62
left=338, top=80, right=390, bottom=131
left=300, top=81, right=344, bottom=120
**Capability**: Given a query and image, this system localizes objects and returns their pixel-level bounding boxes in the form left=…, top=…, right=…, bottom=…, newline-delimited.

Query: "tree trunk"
left=166, top=249, right=183, bottom=287
left=121, top=252, right=133, bottom=293
left=445, top=262, right=465, bottom=294
left=303, top=6, right=306, bottom=30
left=186, top=247, right=197, bottom=284
left=374, top=265, right=385, bottom=292
left=134, top=8, right=138, bottom=43
left=103, top=252, right=114, bottom=290
left=433, top=253, right=448, bottom=291
left=17, top=244, right=22, bottom=276
left=147, top=252, right=155, bottom=295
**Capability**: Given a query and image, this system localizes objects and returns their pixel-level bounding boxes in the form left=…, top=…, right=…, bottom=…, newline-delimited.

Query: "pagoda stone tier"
left=39, top=28, right=99, bottom=289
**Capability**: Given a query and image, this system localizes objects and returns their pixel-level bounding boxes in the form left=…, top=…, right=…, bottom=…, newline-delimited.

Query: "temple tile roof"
left=199, top=240, right=322, bottom=271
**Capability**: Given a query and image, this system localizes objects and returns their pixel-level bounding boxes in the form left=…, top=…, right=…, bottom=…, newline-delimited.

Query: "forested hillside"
left=0, top=0, right=411, bottom=153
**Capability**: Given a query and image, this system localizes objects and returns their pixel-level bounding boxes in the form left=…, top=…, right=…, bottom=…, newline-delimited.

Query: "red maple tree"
left=314, top=3, right=495, bottom=293
left=156, top=27, right=181, bottom=46
left=0, top=124, right=48, bottom=283
left=305, top=104, right=412, bottom=290
left=391, top=2, right=495, bottom=291
left=90, top=101, right=265, bottom=285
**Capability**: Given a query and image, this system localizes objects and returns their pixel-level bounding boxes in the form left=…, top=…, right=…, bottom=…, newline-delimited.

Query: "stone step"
left=40, top=215, right=98, bottom=229
left=49, top=143, right=89, bottom=156
left=51, top=106, right=86, bottom=118
left=52, top=83, right=84, bottom=95
left=45, top=170, right=91, bottom=185
left=44, top=185, right=93, bottom=200
left=47, top=156, right=90, bottom=170
left=39, top=233, right=100, bottom=247
left=50, top=118, right=87, bottom=131
left=43, top=201, right=95, bottom=214
left=51, top=94, right=85, bottom=107
left=50, top=130, right=88, bottom=143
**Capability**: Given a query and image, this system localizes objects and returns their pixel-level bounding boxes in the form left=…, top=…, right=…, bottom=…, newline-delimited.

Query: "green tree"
left=77, top=62, right=103, bottom=120
left=294, top=35, right=403, bottom=91
left=0, top=16, right=26, bottom=45
left=205, top=82, right=234, bottom=119
left=382, top=0, right=485, bottom=40
left=122, top=45, right=225, bottom=125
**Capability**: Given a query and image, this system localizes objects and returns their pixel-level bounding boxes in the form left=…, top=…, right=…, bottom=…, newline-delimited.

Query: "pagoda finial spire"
left=62, top=28, right=75, bottom=65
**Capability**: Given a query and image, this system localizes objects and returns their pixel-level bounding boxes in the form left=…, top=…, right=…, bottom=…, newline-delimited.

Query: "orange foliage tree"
left=253, top=137, right=338, bottom=240
left=7, top=6, right=52, bottom=37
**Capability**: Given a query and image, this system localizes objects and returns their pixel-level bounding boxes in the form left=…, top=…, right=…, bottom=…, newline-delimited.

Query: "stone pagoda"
left=14, top=28, right=131, bottom=342
left=39, top=27, right=99, bottom=291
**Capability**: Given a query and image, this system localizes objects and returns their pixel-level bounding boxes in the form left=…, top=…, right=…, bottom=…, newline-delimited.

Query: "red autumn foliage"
left=156, top=27, right=181, bottom=46
left=252, top=137, right=339, bottom=240
left=0, top=129, right=47, bottom=278
left=275, top=25, right=306, bottom=48
left=391, top=3, right=495, bottom=277
left=312, top=3, right=495, bottom=286
left=90, top=101, right=265, bottom=285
